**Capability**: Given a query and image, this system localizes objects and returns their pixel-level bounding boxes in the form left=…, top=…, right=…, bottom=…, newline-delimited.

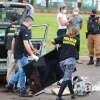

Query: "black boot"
left=56, top=97, right=65, bottom=100
left=87, top=56, right=94, bottom=65
left=57, top=81, right=67, bottom=99
left=96, top=58, right=100, bottom=67
left=3, top=83, right=14, bottom=92
left=67, top=80, right=75, bottom=99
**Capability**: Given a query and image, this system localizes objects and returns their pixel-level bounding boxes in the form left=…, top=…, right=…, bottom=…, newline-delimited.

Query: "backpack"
left=73, top=76, right=92, bottom=96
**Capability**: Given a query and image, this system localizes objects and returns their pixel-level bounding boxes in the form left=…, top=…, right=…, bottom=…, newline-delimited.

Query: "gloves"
left=31, top=54, right=39, bottom=62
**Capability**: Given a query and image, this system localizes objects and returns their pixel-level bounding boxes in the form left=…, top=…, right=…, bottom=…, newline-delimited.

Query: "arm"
left=59, top=16, right=69, bottom=26
left=52, top=36, right=63, bottom=45
left=11, top=38, right=15, bottom=53
left=23, top=40, right=34, bottom=56
left=29, top=40, right=37, bottom=54
left=68, top=15, right=74, bottom=22
left=80, top=16, right=83, bottom=29
left=23, top=40, right=39, bottom=61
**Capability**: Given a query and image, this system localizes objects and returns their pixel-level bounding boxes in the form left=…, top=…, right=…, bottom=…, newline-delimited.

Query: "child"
left=52, top=27, right=79, bottom=100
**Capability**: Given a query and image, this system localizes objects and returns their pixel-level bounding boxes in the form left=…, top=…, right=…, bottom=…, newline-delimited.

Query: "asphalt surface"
left=0, top=57, right=100, bottom=100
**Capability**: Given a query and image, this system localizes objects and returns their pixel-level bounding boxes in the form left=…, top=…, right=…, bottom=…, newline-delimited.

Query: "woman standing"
left=52, top=27, right=78, bottom=100
left=57, top=5, right=69, bottom=37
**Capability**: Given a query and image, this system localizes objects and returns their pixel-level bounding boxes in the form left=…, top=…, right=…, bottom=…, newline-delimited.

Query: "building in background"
left=82, top=0, right=96, bottom=10
left=97, top=0, right=100, bottom=11
left=0, top=0, right=100, bottom=12
left=34, top=0, right=64, bottom=8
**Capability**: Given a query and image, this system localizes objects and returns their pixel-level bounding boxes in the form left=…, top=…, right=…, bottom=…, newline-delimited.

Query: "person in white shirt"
left=57, top=5, right=69, bottom=37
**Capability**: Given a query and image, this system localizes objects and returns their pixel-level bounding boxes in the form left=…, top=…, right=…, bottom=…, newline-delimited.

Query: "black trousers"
left=76, top=34, right=80, bottom=60
left=57, top=29, right=67, bottom=37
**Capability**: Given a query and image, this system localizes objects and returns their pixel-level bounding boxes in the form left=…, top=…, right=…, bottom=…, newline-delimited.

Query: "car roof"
left=0, top=2, right=27, bottom=8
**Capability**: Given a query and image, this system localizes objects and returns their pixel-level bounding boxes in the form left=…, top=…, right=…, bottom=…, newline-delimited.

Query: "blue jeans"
left=59, top=57, right=76, bottom=81
left=9, top=55, right=29, bottom=93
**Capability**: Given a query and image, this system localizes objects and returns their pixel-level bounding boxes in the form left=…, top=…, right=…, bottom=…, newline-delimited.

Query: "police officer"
left=87, top=14, right=100, bottom=66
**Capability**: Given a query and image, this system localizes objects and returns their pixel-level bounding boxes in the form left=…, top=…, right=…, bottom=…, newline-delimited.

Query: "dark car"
left=0, top=2, right=48, bottom=77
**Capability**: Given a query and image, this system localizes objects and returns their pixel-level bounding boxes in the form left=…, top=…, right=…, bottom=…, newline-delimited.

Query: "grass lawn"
left=32, top=13, right=89, bottom=56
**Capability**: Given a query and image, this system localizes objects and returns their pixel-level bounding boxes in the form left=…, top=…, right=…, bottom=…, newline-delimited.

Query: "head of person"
left=72, top=7, right=79, bottom=15
left=68, top=27, right=78, bottom=38
left=59, top=5, right=67, bottom=14
left=90, top=9, right=96, bottom=17
left=23, top=16, right=33, bottom=29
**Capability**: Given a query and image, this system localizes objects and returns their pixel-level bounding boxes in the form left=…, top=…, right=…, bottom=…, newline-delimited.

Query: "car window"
left=0, top=6, right=26, bottom=24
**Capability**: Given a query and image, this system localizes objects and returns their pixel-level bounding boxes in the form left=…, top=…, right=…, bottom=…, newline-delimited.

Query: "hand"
left=33, top=48, right=38, bottom=54
left=31, top=54, right=39, bottom=62
left=68, top=16, right=74, bottom=22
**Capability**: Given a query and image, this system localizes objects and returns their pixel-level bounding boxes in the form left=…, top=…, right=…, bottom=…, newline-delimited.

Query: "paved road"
left=0, top=58, right=100, bottom=100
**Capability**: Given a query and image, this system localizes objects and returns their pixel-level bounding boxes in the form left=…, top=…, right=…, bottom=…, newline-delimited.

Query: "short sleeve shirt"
left=14, top=24, right=31, bottom=59
left=70, top=14, right=83, bottom=34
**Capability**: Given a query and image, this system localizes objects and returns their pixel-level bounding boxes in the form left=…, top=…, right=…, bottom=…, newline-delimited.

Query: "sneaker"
left=56, top=97, right=64, bottom=100
left=87, top=60, right=94, bottom=65
left=2, top=84, right=14, bottom=92
left=19, top=90, right=33, bottom=97
left=27, top=91, right=33, bottom=97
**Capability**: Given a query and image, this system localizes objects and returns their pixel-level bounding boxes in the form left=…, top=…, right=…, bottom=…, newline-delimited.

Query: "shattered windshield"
left=0, top=5, right=26, bottom=23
